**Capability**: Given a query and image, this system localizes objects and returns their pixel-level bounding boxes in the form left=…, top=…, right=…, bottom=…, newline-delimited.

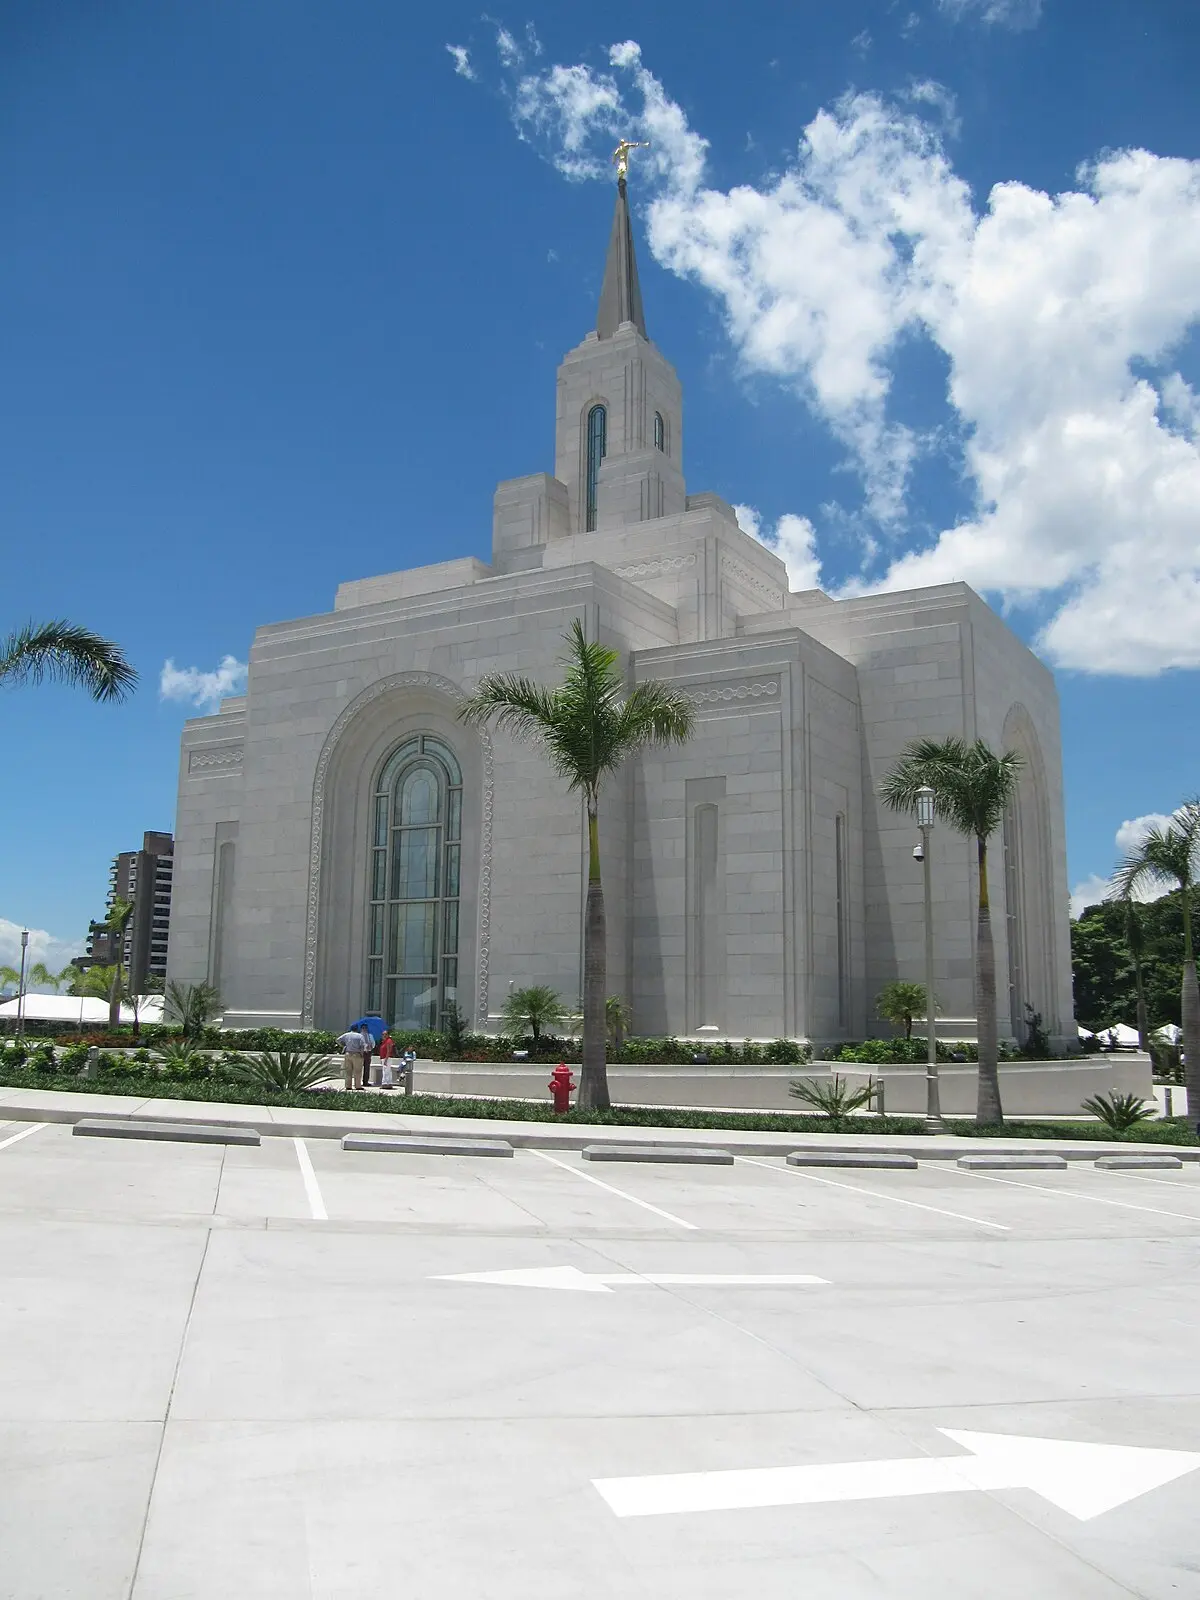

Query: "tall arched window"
left=368, top=734, right=462, bottom=1031
left=654, top=410, right=665, bottom=452
left=585, top=403, right=607, bottom=531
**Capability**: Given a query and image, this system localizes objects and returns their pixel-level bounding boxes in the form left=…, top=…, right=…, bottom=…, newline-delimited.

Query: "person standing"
left=378, top=1029, right=396, bottom=1089
left=336, top=1026, right=368, bottom=1091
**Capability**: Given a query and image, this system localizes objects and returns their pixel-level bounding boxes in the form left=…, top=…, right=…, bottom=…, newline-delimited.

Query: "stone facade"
left=167, top=185, right=1075, bottom=1049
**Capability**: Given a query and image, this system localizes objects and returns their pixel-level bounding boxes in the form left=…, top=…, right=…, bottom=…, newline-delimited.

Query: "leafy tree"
left=875, top=980, right=933, bottom=1040
left=879, top=736, right=1023, bottom=1126
left=1114, top=803, right=1200, bottom=1120
left=0, top=620, right=136, bottom=702
left=501, top=985, right=566, bottom=1046
left=461, top=618, right=695, bottom=1110
left=1071, top=890, right=1199, bottom=1031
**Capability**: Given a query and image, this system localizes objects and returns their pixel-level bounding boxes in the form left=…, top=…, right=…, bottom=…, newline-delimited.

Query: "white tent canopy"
left=0, top=994, right=164, bottom=1026
left=1154, top=1023, right=1183, bottom=1044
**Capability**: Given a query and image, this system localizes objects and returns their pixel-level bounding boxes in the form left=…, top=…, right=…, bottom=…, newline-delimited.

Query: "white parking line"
left=293, top=1137, right=327, bottom=1220
left=0, top=1122, right=48, bottom=1152
left=945, top=1165, right=1200, bottom=1224
left=736, top=1155, right=1010, bottom=1231
left=529, top=1149, right=698, bottom=1230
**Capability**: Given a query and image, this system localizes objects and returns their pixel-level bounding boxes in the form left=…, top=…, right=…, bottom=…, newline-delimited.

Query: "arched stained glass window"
left=368, top=734, right=462, bottom=1031
left=654, top=410, right=665, bottom=452
left=585, top=403, right=607, bottom=532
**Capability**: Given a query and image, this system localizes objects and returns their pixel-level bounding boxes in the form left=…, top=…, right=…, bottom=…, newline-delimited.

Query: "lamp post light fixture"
left=15, top=929, right=29, bottom=1041
left=914, top=788, right=945, bottom=1134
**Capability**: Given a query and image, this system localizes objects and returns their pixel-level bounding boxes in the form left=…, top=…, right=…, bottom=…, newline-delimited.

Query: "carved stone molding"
left=188, top=744, right=243, bottom=774
left=302, top=671, right=494, bottom=1028
left=614, top=552, right=698, bottom=580
left=721, top=556, right=784, bottom=606
left=686, top=677, right=781, bottom=708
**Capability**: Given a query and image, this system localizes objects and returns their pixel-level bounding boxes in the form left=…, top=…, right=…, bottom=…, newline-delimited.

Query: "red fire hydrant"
left=548, top=1062, right=576, bottom=1115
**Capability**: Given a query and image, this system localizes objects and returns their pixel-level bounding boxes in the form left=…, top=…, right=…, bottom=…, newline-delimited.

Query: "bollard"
left=1164, top=1085, right=1174, bottom=1117
left=84, top=1046, right=99, bottom=1079
left=875, top=1079, right=886, bottom=1117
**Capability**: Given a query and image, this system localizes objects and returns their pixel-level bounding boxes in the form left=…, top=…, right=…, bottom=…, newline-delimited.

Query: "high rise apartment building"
left=81, top=831, right=175, bottom=993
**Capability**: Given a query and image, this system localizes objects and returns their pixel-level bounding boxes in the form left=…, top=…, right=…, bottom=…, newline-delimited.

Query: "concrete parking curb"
left=787, top=1152, right=918, bottom=1170
left=72, top=1118, right=260, bottom=1146
left=342, top=1134, right=513, bottom=1158
left=582, top=1144, right=735, bottom=1166
left=957, top=1154, right=1068, bottom=1171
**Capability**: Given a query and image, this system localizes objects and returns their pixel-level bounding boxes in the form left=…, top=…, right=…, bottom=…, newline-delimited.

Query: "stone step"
left=787, top=1151, right=918, bottom=1170
left=72, top=1118, right=260, bottom=1146
left=341, top=1134, right=513, bottom=1158
left=1094, top=1153, right=1184, bottom=1170
left=957, top=1153, right=1067, bottom=1171
left=581, top=1143, right=734, bottom=1166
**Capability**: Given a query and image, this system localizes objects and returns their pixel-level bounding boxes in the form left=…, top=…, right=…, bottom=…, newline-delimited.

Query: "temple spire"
left=596, top=153, right=647, bottom=340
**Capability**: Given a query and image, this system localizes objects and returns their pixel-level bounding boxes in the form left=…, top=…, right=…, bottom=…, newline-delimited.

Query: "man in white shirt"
left=336, top=1027, right=369, bottom=1091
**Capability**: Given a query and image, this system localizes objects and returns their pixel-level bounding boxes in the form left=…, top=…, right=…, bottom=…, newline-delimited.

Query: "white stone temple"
left=167, top=176, right=1075, bottom=1049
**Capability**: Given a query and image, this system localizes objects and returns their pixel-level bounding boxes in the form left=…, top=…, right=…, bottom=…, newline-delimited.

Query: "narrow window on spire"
left=585, top=404, right=607, bottom=532
left=654, top=411, right=665, bottom=452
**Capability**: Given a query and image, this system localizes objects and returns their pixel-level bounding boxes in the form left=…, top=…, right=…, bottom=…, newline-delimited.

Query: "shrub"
left=763, top=1038, right=812, bottom=1065
left=1080, top=1091, right=1156, bottom=1134
left=231, top=1049, right=336, bottom=1092
left=876, top=981, right=932, bottom=1040
left=789, top=1074, right=878, bottom=1128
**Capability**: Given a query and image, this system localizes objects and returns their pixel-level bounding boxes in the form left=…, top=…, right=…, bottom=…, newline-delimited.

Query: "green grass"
left=0, top=1067, right=1195, bottom=1143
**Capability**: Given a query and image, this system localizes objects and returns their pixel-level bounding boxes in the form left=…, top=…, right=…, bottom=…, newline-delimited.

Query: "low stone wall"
left=405, top=1055, right=1155, bottom=1118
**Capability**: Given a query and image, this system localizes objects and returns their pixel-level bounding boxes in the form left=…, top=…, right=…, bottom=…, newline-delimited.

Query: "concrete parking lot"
left=1, top=1116, right=1198, bottom=1598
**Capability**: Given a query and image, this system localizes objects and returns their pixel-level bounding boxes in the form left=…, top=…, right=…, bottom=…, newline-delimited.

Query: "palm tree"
left=879, top=736, right=1023, bottom=1125
left=0, top=620, right=136, bottom=702
left=104, top=897, right=134, bottom=1029
left=0, top=964, right=20, bottom=997
left=605, top=994, right=633, bottom=1051
left=460, top=619, right=695, bottom=1110
left=501, top=985, right=566, bottom=1047
left=29, top=961, right=74, bottom=994
left=1114, top=802, right=1200, bottom=1118
left=163, top=980, right=221, bottom=1045
left=876, top=980, right=932, bottom=1041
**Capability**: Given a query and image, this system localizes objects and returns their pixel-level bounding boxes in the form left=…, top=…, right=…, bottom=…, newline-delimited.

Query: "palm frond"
left=610, top=681, right=696, bottom=767
left=0, top=620, right=137, bottom=702
left=1113, top=816, right=1199, bottom=901
left=879, top=736, right=1022, bottom=839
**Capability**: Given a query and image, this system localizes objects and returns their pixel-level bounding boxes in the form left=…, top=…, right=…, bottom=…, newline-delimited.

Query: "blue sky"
left=2, top=0, right=1198, bottom=972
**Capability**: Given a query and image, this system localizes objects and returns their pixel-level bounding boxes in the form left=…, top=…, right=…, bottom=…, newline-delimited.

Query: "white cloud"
left=495, top=26, right=521, bottom=68
left=159, top=655, right=247, bottom=711
left=446, top=45, right=476, bottom=81
left=0, top=918, right=84, bottom=980
left=482, top=42, right=1200, bottom=674
left=904, top=79, right=961, bottom=139
left=1069, top=812, right=1177, bottom=916
left=735, top=504, right=823, bottom=591
left=939, top=0, right=1043, bottom=28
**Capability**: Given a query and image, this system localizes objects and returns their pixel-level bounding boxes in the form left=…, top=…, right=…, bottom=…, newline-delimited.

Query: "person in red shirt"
left=378, top=1029, right=396, bottom=1089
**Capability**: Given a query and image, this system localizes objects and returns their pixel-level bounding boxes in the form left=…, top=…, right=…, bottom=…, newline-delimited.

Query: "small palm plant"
left=606, top=994, right=633, bottom=1051
left=876, top=981, right=932, bottom=1041
left=164, top=980, right=221, bottom=1045
left=1081, top=1091, right=1155, bottom=1135
left=153, top=1041, right=210, bottom=1078
left=231, top=1050, right=334, bottom=1092
left=790, top=1074, right=878, bottom=1129
left=461, top=618, right=695, bottom=1110
left=501, top=985, right=566, bottom=1047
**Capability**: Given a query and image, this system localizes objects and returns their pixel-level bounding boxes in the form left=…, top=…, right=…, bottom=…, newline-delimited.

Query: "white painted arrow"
left=593, top=1428, right=1200, bottom=1522
left=433, top=1266, right=828, bottom=1293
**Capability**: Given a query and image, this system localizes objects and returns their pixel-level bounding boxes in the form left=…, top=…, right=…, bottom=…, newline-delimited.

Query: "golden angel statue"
left=612, top=139, right=650, bottom=182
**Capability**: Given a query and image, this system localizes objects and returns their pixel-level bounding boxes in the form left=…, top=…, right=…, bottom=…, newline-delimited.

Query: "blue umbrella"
left=350, top=1016, right=386, bottom=1044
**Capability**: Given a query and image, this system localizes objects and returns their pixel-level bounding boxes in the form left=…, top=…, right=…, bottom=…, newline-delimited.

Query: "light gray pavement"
left=1, top=1113, right=1200, bottom=1597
